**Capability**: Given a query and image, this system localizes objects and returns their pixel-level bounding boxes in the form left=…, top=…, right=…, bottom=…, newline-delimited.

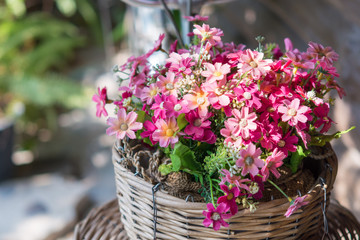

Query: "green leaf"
left=310, top=126, right=356, bottom=146
left=176, top=113, right=188, bottom=131
left=136, top=110, right=146, bottom=123
left=170, top=142, right=201, bottom=172
left=159, top=163, right=173, bottom=176
left=290, top=145, right=311, bottom=173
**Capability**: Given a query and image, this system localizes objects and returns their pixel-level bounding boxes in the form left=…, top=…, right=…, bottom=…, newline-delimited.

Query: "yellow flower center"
left=287, top=108, right=297, bottom=116
left=249, top=61, right=258, bottom=68
left=165, top=83, right=174, bottom=90
left=150, top=89, right=158, bottom=97
left=267, top=107, right=275, bottom=113
left=278, top=140, right=286, bottom=148
left=197, top=97, right=205, bottom=105
left=120, top=123, right=128, bottom=131
left=227, top=192, right=234, bottom=200
left=240, top=119, right=248, bottom=128
left=166, top=129, right=174, bottom=137
left=214, top=71, right=222, bottom=77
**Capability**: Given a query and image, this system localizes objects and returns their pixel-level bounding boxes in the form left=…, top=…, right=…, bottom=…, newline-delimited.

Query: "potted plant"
left=93, top=15, right=353, bottom=239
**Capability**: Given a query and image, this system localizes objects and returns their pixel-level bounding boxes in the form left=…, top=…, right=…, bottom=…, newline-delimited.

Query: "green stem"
left=267, top=179, right=292, bottom=202
left=207, top=175, right=216, bottom=206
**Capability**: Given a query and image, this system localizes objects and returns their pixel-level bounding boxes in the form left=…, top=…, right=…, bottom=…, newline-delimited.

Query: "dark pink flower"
left=307, top=41, right=339, bottom=66
left=284, top=195, right=309, bottom=218
left=314, top=103, right=334, bottom=134
left=275, top=130, right=298, bottom=156
left=140, top=117, right=157, bottom=145
left=184, top=110, right=212, bottom=140
left=92, top=87, right=108, bottom=118
left=217, top=185, right=240, bottom=215
left=234, top=83, right=262, bottom=109
left=202, top=203, right=231, bottom=231
left=247, top=175, right=264, bottom=200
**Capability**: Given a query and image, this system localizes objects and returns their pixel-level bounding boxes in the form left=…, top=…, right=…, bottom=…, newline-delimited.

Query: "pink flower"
left=314, top=103, right=334, bottom=134
left=236, top=143, right=264, bottom=177
left=233, top=83, right=262, bottom=109
left=183, top=87, right=210, bottom=117
left=140, top=117, right=157, bottom=145
left=237, top=49, right=272, bottom=79
left=114, top=91, right=132, bottom=110
left=166, top=52, right=194, bottom=76
left=217, top=185, right=240, bottom=215
left=247, top=175, right=264, bottom=200
left=157, top=72, right=178, bottom=96
left=307, top=41, right=339, bottom=66
left=184, top=110, right=212, bottom=140
left=183, top=15, right=209, bottom=22
left=144, top=34, right=165, bottom=58
left=220, top=169, right=250, bottom=191
left=261, top=148, right=286, bottom=181
left=227, top=107, right=257, bottom=139
left=284, top=195, right=309, bottom=218
left=106, top=109, right=143, bottom=139
left=203, top=80, right=232, bottom=107
left=202, top=203, right=231, bottom=231
left=201, top=62, right=230, bottom=83
left=220, top=121, right=244, bottom=148
left=150, top=94, right=167, bottom=119
left=92, top=87, right=108, bottom=117
left=275, top=130, right=298, bottom=156
left=140, top=83, right=160, bottom=105
left=152, top=117, right=179, bottom=148
left=278, top=99, right=310, bottom=126
left=193, top=24, right=223, bottom=45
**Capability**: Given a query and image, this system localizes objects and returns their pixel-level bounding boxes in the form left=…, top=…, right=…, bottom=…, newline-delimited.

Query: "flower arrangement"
left=93, top=15, right=353, bottom=231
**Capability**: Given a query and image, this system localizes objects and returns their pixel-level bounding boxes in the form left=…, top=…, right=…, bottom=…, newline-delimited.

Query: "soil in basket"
left=261, top=165, right=315, bottom=202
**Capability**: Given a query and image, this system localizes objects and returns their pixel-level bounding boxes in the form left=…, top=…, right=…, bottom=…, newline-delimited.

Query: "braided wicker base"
left=112, top=140, right=338, bottom=240
left=73, top=199, right=360, bottom=240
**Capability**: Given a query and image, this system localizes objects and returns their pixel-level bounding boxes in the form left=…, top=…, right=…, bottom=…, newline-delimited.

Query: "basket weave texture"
left=73, top=199, right=360, bottom=240
left=112, top=139, right=338, bottom=240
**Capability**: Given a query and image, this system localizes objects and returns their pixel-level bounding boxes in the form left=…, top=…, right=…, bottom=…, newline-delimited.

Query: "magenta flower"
left=278, top=99, right=310, bottom=126
left=233, top=83, right=262, bottom=109
left=247, top=175, right=264, bottom=200
left=313, top=103, right=334, bottom=134
left=236, top=143, right=264, bottom=177
left=140, top=117, right=157, bottom=145
left=201, top=62, right=230, bottom=83
left=150, top=94, right=167, bottom=119
left=106, top=109, right=143, bottom=139
left=307, top=41, right=339, bottom=66
left=184, top=110, right=211, bottom=139
left=92, top=87, right=108, bottom=118
left=202, top=203, right=231, bottom=231
left=261, top=148, right=286, bottom=181
left=227, top=107, right=257, bottom=139
left=152, top=117, right=179, bottom=148
left=217, top=184, right=240, bottom=215
left=284, top=195, right=309, bottom=218
left=276, top=130, right=298, bottom=156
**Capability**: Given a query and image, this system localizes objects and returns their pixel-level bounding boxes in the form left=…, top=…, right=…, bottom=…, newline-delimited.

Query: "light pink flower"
left=203, top=80, right=232, bottom=107
left=140, top=83, right=161, bottom=105
left=193, top=24, right=223, bottom=45
left=220, top=169, right=250, bottom=191
left=227, top=107, right=257, bottom=139
left=166, top=52, right=194, bottom=75
left=92, top=87, right=108, bottom=118
left=236, top=143, right=264, bottom=177
left=202, top=203, right=231, bottom=231
left=278, top=99, right=310, bottom=126
left=152, top=117, right=179, bottom=148
left=106, top=109, right=143, bottom=139
left=261, top=148, right=286, bottom=181
left=183, top=87, right=210, bottom=117
left=237, top=49, right=272, bottom=79
left=284, top=195, right=309, bottom=218
left=201, top=62, right=230, bottom=83
left=157, top=72, right=178, bottom=96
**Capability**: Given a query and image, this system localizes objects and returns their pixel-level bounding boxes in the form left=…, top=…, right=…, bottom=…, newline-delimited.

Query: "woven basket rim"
left=112, top=140, right=335, bottom=209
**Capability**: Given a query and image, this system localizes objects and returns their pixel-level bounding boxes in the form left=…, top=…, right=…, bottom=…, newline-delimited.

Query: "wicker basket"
left=112, top=139, right=338, bottom=240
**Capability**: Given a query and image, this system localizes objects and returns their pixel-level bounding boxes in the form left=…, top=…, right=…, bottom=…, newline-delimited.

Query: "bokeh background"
left=0, top=0, right=359, bottom=239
